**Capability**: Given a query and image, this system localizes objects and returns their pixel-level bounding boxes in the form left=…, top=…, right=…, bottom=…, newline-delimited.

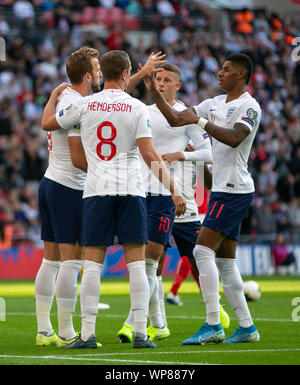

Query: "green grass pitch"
left=0, top=276, right=299, bottom=366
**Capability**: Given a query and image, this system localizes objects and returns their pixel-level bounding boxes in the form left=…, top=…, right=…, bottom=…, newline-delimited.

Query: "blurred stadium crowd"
left=1, top=0, right=300, bottom=248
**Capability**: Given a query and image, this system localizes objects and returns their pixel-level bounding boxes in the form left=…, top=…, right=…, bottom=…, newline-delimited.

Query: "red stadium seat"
left=80, top=6, right=94, bottom=25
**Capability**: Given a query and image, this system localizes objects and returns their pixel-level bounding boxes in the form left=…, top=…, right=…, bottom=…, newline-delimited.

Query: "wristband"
left=197, top=117, right=208, bottom=129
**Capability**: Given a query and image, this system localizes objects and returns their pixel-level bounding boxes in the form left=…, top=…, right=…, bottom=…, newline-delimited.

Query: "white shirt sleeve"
left=235, top=101, right=261, bottom=132
left=193, top=98, right=212, bottom=119
left=68, top=126, right=81, bottom=137
left=135, top=103, right=153, bottom=139
left=183, top=124, right=212, bottom=163
left=56, top=100, right=83, bottom=130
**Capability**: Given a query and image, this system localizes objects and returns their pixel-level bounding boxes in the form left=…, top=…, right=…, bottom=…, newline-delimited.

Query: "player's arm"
left=137, top=137, right=186, bottom=216
left=162, top=146, right=212, bottom=165
left=199, top=121, right=250, bottom=148
left=44, top=98, right=83, bottom=135
left=203, top=164, right=212, bottom=190
left=126, top=52, right=167, bottom=94
left=144, top=73, right=196, bottom=127
left=185, top=143, right=212, bottom=189
left=41, top=82, right=70, bottom=131
left=165, top=106, right=251, bottom=147
left=145, top=74, right=252, bottom=146
left=162, top=126, right=212, bottom=164
left=68, top=134, right=87, bottom=172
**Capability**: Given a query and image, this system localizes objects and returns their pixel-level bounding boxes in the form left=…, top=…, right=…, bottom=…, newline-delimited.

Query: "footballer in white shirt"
left=42, top=50, right=186, bottom=349
left=118, top=64, right=212, bottom=343
left=35, top=46, right=101, bottom=348
left=145, top=53, right=261, bottom=345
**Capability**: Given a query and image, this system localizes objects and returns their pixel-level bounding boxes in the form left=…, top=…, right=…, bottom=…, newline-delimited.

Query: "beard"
left=91, top=82, right=101, bottom=93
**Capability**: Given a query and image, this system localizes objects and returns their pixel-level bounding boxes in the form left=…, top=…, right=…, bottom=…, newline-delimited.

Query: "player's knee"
left=193, top=244, right=215, bottom=262
left=145, top=242, right=164, bottom=261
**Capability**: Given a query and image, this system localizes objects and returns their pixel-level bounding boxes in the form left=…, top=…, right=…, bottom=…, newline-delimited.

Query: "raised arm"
left=143, top=73, right=193, bottom=127
left=146, top=74, right=252, bottom=147
left=126, top=52, right=167, bottom=94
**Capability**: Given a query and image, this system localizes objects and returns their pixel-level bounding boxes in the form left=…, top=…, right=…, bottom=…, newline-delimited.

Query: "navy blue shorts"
left=81, top=195, right=148, bottom=246
left=202, top=191, right=254, bottom=241
left=172, top=221, right=201, bottom=259
left=38, top=177, right=83, bottom=244
left=146, top=195, right=175, bottom=247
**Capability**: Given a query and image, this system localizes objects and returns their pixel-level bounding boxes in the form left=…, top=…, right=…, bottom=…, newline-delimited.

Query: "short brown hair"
left=66, top=46, right=99, bottom=84
left=100, top=50, right=130, bottom=81
left=157, top=63, right=181, bottom=80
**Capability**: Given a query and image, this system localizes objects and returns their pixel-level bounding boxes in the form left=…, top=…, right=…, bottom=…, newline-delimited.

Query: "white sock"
left=124, top=310, right=134, bottom=328
left=123, top=259, right=158, bottom=330
left=149, top=277, right=164, bottom=328
left=216, top=258, right=253, bottom=328
left=193, top=245, right=220, bottom=325
left=55, top=259, right=83, bottom=340
left=158, top=275, right=167, bottom=327
left=35, top=258, right=61, bottom=334
left=80, top=260, right=102, bottom=341
left=127, top=260, right=149, bottom=339
left=145, top=258, right=159, bottom=298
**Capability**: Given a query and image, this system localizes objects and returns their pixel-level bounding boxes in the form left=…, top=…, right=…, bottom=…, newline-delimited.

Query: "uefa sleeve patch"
left=203, top=133, right=209, bottom=139
left=246, top=108, right=258, bottom=120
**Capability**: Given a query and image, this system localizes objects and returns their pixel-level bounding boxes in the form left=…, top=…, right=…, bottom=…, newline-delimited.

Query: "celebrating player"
left=35, top=46, right=101, bottom=347
left=156, top=154, right=230, bottom=331
left=41, top=50, right=186, bottom=349
left=36, top=47, right=169, bottom=348
left=144, top=53, right=261, bottom=345
left=117, top=63, right=213, bottom=343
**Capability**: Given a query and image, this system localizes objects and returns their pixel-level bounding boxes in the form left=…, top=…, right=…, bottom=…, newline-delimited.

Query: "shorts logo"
left=65, top=104, right=72, bottom=110
left=59, top=109, right=64, bottom=117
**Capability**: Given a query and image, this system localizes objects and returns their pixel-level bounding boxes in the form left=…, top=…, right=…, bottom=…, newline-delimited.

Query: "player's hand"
left=179, top=108, right=199, bottom=125
left=139, top=51, right=167, bottom=76
left=143, top=72, right=157, bottom=92
left=52, top=82, right=70, bottom=98
left=162, top=152, right=184, bottom=165
left=185, top=143, right=195, bottom=152
left=172, top=194, right=186, bottom=217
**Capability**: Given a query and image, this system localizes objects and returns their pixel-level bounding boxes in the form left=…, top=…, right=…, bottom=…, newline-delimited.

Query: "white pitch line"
left=0, top=355, right=209, bottom=365
left=4, top=312, right=297, bottom=323
left=1, top=348, right=300, bottom=363
left=74, top=348, right=300, bottom=357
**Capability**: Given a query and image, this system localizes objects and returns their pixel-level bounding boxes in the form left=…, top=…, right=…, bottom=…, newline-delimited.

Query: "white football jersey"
left=173, top=161, right=200, bottom=223
left=194, top=92, right=261, bottom=194
left=56, top=89, right=152, bottom=198
left=142, top=102, right=212, bottom=196
left=44, top=87, right=86, bottom=190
